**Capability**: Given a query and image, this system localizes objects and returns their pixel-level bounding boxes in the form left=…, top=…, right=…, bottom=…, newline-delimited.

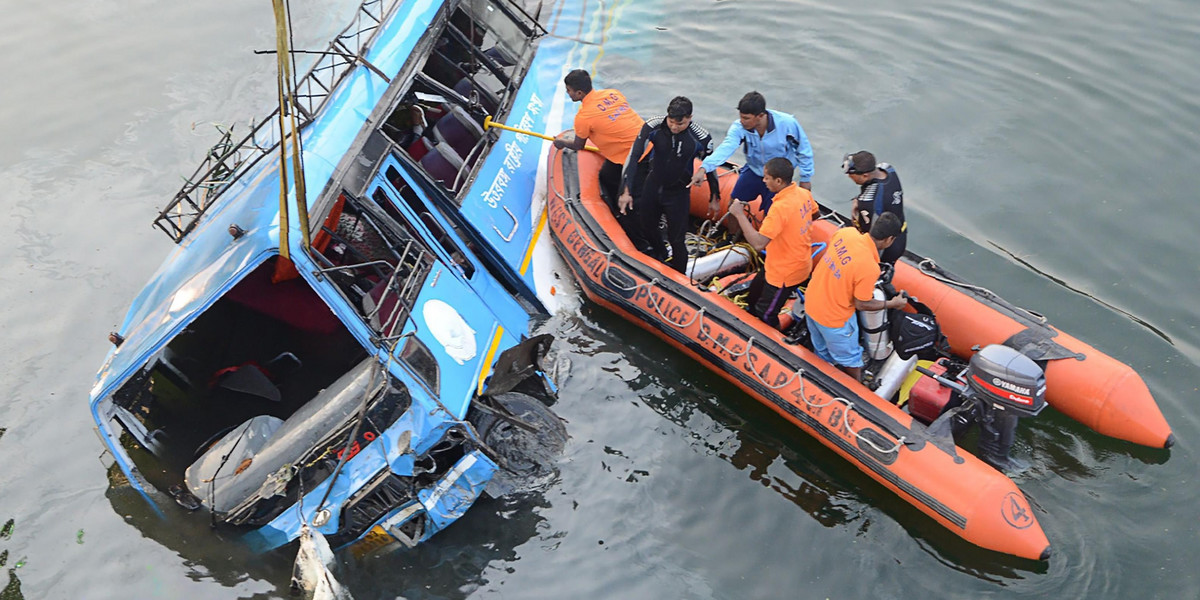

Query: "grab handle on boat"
left=492, top=205, right=519, bottom=242
left=483, top=116, right=601, bottom=153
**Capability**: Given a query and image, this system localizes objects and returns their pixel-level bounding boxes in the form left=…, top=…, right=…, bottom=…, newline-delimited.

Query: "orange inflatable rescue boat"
left=546, top=147, right=1173, bottom=560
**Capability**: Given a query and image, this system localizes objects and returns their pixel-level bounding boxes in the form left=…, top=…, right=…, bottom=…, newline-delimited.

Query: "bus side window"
left=387, top=166, right=476, bottom=278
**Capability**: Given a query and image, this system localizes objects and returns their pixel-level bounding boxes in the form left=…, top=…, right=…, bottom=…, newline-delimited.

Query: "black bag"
left=889, top=299, right=946, bottom=360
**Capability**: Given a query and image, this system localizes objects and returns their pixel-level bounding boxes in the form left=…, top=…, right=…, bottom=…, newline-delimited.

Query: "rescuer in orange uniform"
left=727, top=157, right=818, bottom=328
left=805, top=213, right=909, bottom=381
left=554, top=69, right=647, bottom=248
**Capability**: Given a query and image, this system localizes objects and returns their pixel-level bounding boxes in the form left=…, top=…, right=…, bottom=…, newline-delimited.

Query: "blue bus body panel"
left=243, top=405, right=498, bottom=552
left=93, top=0, right=444, bottom=400
left=89, top=0, right=618, bottom=553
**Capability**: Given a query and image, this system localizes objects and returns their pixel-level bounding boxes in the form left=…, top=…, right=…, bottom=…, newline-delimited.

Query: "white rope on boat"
left=647, top=294, right=707, bottom=328
left=915, top=258, right=1048, bottom=324
left=792, top=377, right=907, bottom=455
left=721, top=334, right=755, bottom=359
left=705, top=330, right=902, bottom=454
left=744, top=348, right=804, bottom=390
left=818, top=210, right=850, bottom=227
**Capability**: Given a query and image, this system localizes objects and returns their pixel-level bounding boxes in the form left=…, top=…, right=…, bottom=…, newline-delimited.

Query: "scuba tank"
left=860, top=287, right=893, bottom=360
left=872, top=351, right=918, bottom=401
left=871, top=295, right=945, bottom=401
left=686, top=246, right=755, bottom=281
left=859, top=262, right=896, bottom=360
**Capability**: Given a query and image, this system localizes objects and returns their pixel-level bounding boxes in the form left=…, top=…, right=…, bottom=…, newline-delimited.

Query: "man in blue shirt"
left=689, top=91, right=813, bottom=215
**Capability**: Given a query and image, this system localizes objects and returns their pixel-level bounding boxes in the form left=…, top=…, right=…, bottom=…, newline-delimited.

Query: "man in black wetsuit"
left=844, top=150, right=907, bottom=265
left=618, top=96, right=720, bottom=273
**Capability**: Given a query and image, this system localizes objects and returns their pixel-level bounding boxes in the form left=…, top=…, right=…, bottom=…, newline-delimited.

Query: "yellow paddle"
left=482, top=115, right=601, bottom=153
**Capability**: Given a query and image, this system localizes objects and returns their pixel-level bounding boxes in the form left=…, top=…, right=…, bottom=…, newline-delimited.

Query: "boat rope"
left=692, top=207, right=735, bottom=247
left=728, top=291, right=750, bottom=309
left=685, top=212, right=763, bottom=288
left=793, top=376, right=907, bottom=454
left=818, top=209, right=851, bottom=227
left=695, top=322, right=904, bottom=453
left=699, top=325, right=903, bottom=454
left=743, top=343, right=803, bottom=390
left=915, top=258, right=1048, bottom=324
left=685, top=231, right=717, bottom=256
left=565, top=216, right=716, bottom=331
left=649, top=295, right=707, bottom=328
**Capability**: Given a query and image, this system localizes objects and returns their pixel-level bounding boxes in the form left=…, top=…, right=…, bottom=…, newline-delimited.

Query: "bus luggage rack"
left=152, top=0, right=399, bottom=243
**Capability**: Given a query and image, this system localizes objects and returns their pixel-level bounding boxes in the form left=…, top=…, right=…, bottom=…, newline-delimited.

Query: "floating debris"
left=0, top=550, right=6, bottom=567
left=76, top=529, right=85, bottom=545
left=106, top=463, right=129, bottom=488
left=291, top=525, right=353, bottom=600
left=1, top=569, right=23, bottom=600
left=0, top=428, right=6, bottom=442
left=0, top=520, right=12, bottom=540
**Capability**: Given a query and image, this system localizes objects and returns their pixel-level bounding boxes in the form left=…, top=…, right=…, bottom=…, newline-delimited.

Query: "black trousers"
left=599, top=159, right=648, bottom=250
left=746, top=269, right=800, bottom=329
left=639, top=185, right=690, bottom=273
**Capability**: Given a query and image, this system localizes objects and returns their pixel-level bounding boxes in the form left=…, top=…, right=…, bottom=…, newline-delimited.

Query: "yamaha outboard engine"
left=963, top=344, right=1047, bottom=471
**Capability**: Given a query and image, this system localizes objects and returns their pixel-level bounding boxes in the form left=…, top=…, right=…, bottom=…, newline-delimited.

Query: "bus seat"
left=419, top=142, right=465, bottom=192
left=433, top=105, right=485, bottom=162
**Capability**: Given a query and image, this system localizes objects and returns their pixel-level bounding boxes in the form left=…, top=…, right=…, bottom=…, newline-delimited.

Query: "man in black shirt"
left=844, top=150, right=907, bottom=265
left=619, top=96, right=720, bottom=273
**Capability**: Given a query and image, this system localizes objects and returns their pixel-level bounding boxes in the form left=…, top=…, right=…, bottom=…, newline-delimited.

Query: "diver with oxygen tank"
left=843, top=150, right=907, bottom=266
left=804, top=212, right=909, bottom=382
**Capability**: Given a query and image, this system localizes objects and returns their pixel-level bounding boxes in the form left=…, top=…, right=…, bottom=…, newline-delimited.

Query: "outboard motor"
left=910, top=344, right=1046, bottom=472
left=963, top=344, right=1047, bottom=471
